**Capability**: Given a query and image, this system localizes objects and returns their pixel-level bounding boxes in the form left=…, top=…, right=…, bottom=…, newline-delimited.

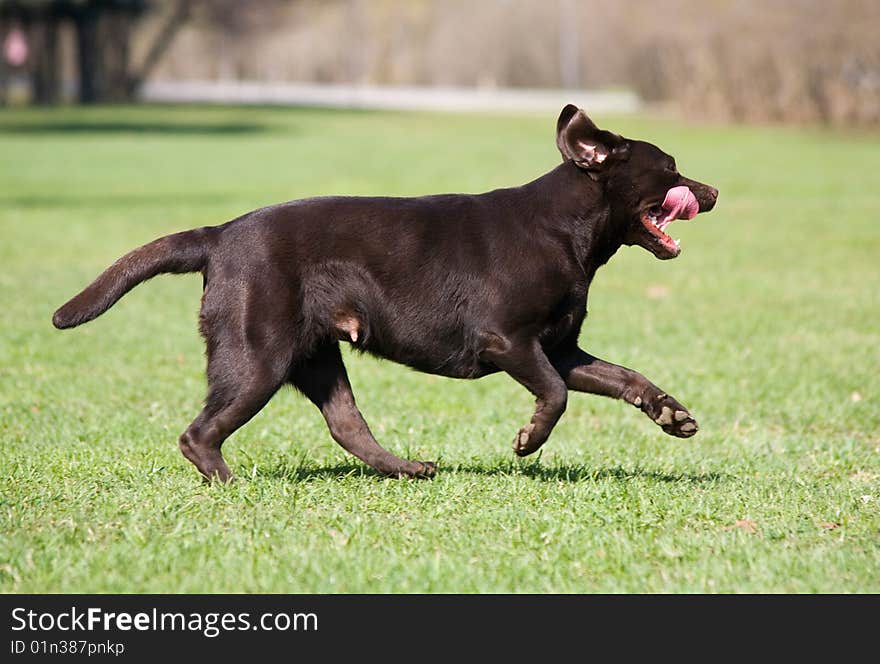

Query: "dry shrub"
left=141, top=0, right=880, bottom=126
left=623, top=0, right=880, bottom=126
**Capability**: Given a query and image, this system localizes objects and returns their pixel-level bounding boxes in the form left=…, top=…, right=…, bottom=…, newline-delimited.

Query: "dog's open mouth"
left=641, top=186, right=699, bottom=259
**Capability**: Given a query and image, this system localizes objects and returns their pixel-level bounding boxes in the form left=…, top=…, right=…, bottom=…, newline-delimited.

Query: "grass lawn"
left=0, top=104, right=878, bottom=593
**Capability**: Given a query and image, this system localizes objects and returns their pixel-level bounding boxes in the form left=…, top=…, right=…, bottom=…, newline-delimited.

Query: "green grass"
left=1, top=104, right=878, bottom=593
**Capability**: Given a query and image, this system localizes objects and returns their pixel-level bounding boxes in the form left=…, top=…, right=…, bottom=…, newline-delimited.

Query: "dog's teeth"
left=674, top=238, right=680, bottom=247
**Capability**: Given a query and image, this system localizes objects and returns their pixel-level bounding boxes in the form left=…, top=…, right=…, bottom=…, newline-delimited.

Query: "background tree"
left=0, top=0, right=192, bottom=104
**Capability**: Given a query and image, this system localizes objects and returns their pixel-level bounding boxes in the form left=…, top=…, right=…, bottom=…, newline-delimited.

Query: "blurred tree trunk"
left=75, top=1, right=192, bottom=104
left=31, top=12, right=60, bottom=105
left=75, top=6, right=133, bottom=104
left=74, top=6, right=100, bottom=103
left=101, top=9, right=133, bottom=102
left=0, top=21, right=6, bottom=106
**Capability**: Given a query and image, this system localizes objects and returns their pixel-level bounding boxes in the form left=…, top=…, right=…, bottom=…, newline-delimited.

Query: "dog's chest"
left=538, top=287, right=588, bottom=350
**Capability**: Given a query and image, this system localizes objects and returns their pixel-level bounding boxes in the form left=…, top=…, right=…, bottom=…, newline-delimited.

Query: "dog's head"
left=556, top=104, right=718, bottom=260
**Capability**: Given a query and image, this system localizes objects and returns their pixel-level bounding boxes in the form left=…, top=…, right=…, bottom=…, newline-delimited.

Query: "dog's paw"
left=393, top=461, right=437, bottom=479
left=513, top=423, right=540, bottom=457
left=648, top=393, right=698, bottom=438
left=415, top=461, right=437, bottom=478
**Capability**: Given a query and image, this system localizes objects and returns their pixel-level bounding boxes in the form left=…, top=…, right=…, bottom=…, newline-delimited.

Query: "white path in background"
left=139, top=80, right=640, bottom=114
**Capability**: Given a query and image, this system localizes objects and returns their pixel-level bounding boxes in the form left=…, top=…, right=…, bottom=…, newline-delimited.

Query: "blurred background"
left=1, top=0, right=878, bottom=125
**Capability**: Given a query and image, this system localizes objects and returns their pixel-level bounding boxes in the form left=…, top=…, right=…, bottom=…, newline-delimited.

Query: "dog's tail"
left=52, top=227, right=215, bottom=330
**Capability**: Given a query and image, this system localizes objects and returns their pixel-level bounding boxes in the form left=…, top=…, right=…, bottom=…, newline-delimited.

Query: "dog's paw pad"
left=665, top=412, right=698, bottom=438
left=654, top=406, right=674, bottom=426
left=512, top=423, right=537, bottom=456
left=651, top=395, right=699, bottom=438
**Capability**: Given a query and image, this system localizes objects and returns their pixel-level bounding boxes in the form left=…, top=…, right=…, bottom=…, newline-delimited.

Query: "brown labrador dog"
left=54, top=105, right=718, bottom=482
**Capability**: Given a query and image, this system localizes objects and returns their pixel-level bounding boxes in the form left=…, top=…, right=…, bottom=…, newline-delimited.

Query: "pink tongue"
left=662, top=186, right=699, bottom=220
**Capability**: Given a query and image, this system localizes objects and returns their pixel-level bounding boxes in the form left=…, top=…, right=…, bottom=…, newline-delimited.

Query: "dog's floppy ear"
left=556, top=104, right=628, bottom=171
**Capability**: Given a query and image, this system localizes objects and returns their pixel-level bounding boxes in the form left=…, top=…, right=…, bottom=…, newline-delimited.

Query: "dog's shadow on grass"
left=260, top=461, right=726, bottom=484
left=449, top=462, right=725, bottom=484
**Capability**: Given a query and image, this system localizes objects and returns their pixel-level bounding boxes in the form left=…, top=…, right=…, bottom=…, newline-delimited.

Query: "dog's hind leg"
left=179, top=354, right=288, bottom=483
left=179, top=287, right=293, bottom=482
left=551, top=346, right=698, bottom=438
left=480, top=335, right=568, bottom=457
left=291, top=343, right=436, bottom=478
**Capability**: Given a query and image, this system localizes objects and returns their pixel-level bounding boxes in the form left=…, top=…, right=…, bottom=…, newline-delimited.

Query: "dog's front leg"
left=480, top=335, right=568, bottom=456
left=552, top=347, right=698, bottom=438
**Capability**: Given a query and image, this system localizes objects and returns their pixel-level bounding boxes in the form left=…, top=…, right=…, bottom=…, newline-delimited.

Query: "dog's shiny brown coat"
left=54, top=106, right=718, bottom=482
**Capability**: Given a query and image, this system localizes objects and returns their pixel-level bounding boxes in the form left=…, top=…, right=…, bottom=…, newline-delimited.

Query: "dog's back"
left=198, top=184, right=579, bottom=378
